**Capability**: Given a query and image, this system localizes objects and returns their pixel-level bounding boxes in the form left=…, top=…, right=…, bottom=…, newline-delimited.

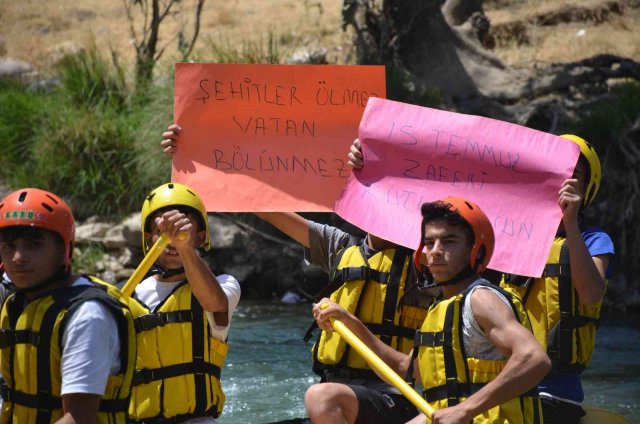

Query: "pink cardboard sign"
left=172, top=63, right=385, bottom=212
left=334, top=98, right=580, bottom=277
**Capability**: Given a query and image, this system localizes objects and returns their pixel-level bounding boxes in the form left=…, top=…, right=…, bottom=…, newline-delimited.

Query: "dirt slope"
left=1, top=0, right=638, bottom=72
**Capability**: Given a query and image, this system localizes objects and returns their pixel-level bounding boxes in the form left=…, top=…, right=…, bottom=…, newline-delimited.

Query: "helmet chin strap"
left=145, top=263, right=185, bottom=280
left=435, top=265, right=476, bottom=287
left=149, top=248, right=206, bottom=280
left=416, top=264, right=476, bottom=292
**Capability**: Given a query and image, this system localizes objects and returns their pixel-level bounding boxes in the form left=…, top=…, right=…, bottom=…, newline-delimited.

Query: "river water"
left=218, top=301, right=640, bottom=424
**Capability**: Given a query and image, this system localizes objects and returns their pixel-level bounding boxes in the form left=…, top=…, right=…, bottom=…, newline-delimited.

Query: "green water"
left=218, top=301, right=640, bottom=424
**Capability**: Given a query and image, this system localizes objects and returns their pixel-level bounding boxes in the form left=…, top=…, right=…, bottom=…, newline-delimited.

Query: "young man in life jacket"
left=0, top=188, right=137, bottom=424
left=161, top=125, right=436, bottom=424
left=127, top=182, right=241, bottom=423
left=314, top=197, right=551, bottom=424
left=499, top=135, right=614, bottom=423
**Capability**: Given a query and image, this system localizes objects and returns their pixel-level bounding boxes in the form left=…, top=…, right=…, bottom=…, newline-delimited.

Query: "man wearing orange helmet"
left=500, top=134, right=615, bottom=423
left=0, top=188, right=137, bottom=423
left=314, top=198, right=550, bottom=424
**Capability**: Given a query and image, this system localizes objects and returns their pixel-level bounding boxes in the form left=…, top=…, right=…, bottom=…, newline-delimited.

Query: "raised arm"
left=559, top=178, right=608, bottom=305
left=158, top=210, right=229, bottom=322
left=254, top=212, right=311, bottom=248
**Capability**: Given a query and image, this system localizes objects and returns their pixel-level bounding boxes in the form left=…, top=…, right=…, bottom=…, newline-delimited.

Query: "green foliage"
left=73, top=242, right=107, bottom=275
left=0, top=48, right=173, bottom=220
left=56, top=46, right=129, bottom=109
left=0, top=81, right=54, bottom=177
left=204, top=32, right=285, bottom=64
left=571, top=82, right=640, bottom=141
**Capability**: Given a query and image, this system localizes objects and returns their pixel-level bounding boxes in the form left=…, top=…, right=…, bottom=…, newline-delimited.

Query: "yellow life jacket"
left=0, top=277, right=136, bottom=424
left=500, top=237, right=603, bottom=374
left=415, top=281, right=542, bottom=424
left=312, top=244, right=429, bottom=379
left=128, top=280, right=227, bottom=423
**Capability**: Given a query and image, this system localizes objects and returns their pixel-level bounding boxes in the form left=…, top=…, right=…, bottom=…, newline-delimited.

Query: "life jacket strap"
left=0, top=384, right=129, bottom=412
left=339, top=266, right=391, bottom=284
left=134, top=310, right=194, bottom=332
left=127, top=405, right=220, bottom=423
left=422, top=382, right=538, bottom=403
left=0, top=329, right=40, bottom=348
left=132, top=362, right=222, bottom=386
left=414, top=331, right=445, bottom=347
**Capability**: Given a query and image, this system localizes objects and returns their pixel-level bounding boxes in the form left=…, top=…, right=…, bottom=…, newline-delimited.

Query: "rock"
left=121, top=212, right=142, bottom=248
left=76, top=222, right=113, bottom=243
left=28, top=77, right=61, bottom=93
left=0, top=35, right=6, bottom=56
left=117, top=248, right=136, bottom=268
left=287, top=48, right=328, bottom=65
left=209, top=215, right=245, bottom=249
left=0, top=58, right=33, bottom=81
left=103, top=225, right=127, bottom=249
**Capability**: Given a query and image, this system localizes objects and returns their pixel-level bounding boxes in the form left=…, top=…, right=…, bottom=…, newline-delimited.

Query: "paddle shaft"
left=321, top=305, right=434, bottom=418
left=121, top=234, right=170, bottom=298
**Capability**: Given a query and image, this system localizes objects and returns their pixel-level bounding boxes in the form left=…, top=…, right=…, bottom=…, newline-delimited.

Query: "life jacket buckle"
left=138, top=368, right=160, bottom=384
left=0, top=384, right=10, bottom=402
left=0, top=329, right=12, bottom=348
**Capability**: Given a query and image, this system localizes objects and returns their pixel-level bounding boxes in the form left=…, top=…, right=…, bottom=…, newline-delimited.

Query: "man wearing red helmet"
left=314, top=198, right=550, bottom=424
left=0, top=188, right=136, bottom=424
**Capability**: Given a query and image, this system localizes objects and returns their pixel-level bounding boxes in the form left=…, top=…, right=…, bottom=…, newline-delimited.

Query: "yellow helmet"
left=140, top=182, right=210, bottom=254
left=561, top=134, right=601, bottom=205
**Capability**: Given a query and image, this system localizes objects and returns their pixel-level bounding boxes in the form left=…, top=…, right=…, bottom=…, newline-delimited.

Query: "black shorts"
left=540, top=396, right=585, bottom=424
left=348, top=384, right=419, bottom=424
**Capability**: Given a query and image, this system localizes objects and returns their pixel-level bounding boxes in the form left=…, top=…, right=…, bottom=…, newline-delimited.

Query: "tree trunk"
left=343, top=0, right=524, bottom=111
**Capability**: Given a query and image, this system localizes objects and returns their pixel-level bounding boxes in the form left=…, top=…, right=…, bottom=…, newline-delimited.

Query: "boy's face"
left=0, top=228, right=65, bottom=290
left=145, top=209, right=204, bottom=271
left=422, top=218, right=472, bottom=283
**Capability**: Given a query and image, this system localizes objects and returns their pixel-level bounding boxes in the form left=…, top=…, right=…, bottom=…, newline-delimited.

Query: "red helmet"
left=0, top=188, right=75, bottom=268
left=414, top=197, right=495, bottom=274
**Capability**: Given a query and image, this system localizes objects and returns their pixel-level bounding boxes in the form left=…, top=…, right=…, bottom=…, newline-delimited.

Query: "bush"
left=0, top=48, right=173, bottom=219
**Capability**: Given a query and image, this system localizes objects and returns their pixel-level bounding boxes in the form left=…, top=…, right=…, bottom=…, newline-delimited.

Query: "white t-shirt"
left=135, top=274, right=240, bottom=342
left=61, top=277, right=121, bottom=395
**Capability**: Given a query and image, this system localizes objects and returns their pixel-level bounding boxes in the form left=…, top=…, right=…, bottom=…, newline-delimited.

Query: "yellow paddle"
left=320, top=302, right=434, bottom=419
left=121, top=234, right=170, bottom=298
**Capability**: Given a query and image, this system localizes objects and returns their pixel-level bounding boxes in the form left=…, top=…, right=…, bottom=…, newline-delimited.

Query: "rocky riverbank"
left=76, top=212, right=640, bottom=311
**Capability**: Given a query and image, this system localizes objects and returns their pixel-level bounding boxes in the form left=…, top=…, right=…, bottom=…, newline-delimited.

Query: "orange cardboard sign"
left=172, top=63, right=385, bottom=211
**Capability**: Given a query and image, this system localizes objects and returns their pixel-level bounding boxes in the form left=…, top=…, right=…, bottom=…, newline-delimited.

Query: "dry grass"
left=0, top=0, right=345, bottom=70
left=486, top=2, right=640, bottom=66
left=1, top=0, right=638, bottom=72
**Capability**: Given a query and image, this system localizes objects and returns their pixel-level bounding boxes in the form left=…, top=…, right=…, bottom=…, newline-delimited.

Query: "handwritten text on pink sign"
left=334, top=98, right=580, bottom=276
